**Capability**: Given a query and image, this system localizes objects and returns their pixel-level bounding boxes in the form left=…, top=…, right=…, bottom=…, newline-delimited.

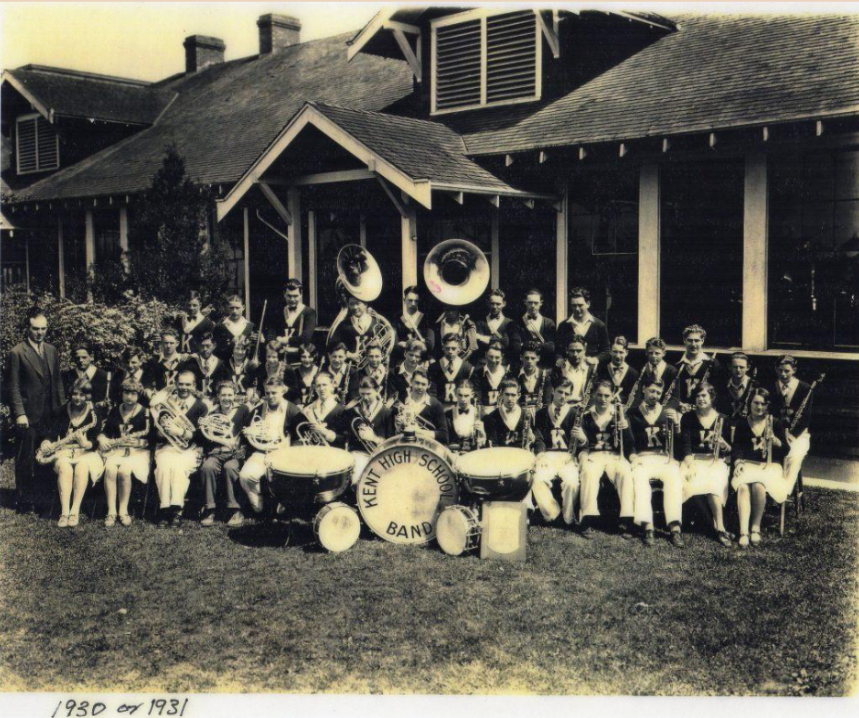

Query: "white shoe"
left=104, top=515, right=117, bottom=528
left=67, top=514, right=80, bottom=528
left=57, top=515, right=69, bottom=528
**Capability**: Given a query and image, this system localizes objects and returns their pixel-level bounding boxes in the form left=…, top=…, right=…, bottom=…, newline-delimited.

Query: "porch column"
left=119, top=207, right=129, bottom=272
left=57, top=216, right=66, bottom=299
left=359, top=214, right=367, bottom=248
left=401, top=205, right=418, bottom=289
left=84, top=209, right=95, bottom=270
left=555, top=181, right=568, bottom=323
left=24, top=235, right=30, bottom=293
left=638, top=164, right=661, bottom=345
left=307, top=210, right=318, bottom=310
left=287, top=188, right=302, bottom=281
left=490, top=210, right=500, bottom=290
left=743, top=153, right=768, bottom=351
left=243, top=207, right=251, bottom=318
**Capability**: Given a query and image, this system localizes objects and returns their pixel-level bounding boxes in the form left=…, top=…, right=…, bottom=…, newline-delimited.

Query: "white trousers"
left=239, top=451, right=268, bottom=512
left=731, top=461, right=790, bottom=504
left=154, top=446, right=201, bottom=509
left=682, top=457, right=729, bottom=505
left=532, top=451, right=580, bottom=523
left=579, top=452, right=633, bottom=520
left=351, top=451, right=371, bottom=487
left=631, top=455, right=683, bottom=526
left=784, top=431, right=810, bottom=497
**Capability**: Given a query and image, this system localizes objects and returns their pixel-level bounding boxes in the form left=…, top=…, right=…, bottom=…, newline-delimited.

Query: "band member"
left=556, top=287, right=610, bottom=366
left=680, top=382, right=732, bottom=547
left=272, top=279, right=317, bottom=362
left=638, top=337, right=678, bottom=404
left=298, top=372, right=348, bottom=448
left=596, top=336, right=640, bottom=406
left=110, top=347, right=152, bottom=407
left=518, top=341, right=552, bottom=416
left=293, top=343, right=320, bottom=407
left=226, top=337, right=258, bottom=405
left=388, top=339, right=427, bottom=405
left=483, top=379, right=536, bottom=449
left=552, top=337, right=595, bottom=405
left=577, top=380, right=635, bottom=538
left=731, top=388, right=787, bottom=548
left=151, top=371, right=208, bottom=527
left=771, top=355, right=814, bottom=499
left=673, top=324, right=723, bottom=412
left=213, top=294, right=256, bottom=359
left=628, top=378, right=685, bottom=548
left=97, top=378, right=152, bottom=527
left=445, top=379, right=486, bottom=454
left=40, top=378, right=104, bottom=527
left=239, top=378, right=302, bottom=516
left=145, top=329, right=186, bottom=395
left=395, top=369, right=448, bottom=445
left=349, top=343, right=389, bottom=405
left=255, top=339, right=295, bottom=400
left=721, top=352, right=758, bottom=425
left=428, top=333, right=475, bottom=408
left=323, top=342, right=357, bottom=405
left=392, top=285, right=435, bottom=363
left=475, top=341, right=509, bottom=416
left=175, top=291, right=216, bottom=355
left=531, top=381, right=580, bottom=524
left=519, top=289, right=556, bottom=367
left=434, top=308, right=477, bottom=361
left=473, top=289, right=522, bottom=365
left=63, top=342, right=110, bottom=405
left=347, top=376, right=395, bottom=485
left=180, top=332, right=229, bottom=403
left=328, top=295, right=393, bottom=366
left=8, top=309, right=66, bottom=514
left=199, top=381, right=251, bottom=528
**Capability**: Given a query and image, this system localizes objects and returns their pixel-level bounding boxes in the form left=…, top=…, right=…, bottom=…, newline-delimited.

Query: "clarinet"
left=521, top=403, right=533, bottom=450
left=661, top=363, right=685, bottom=406
left=740, top=367, right=758, bottom=419
left=614, top=396, right=625, bottom=455
left=789, top=373, right=825, bottom=434
left=711, top=414, right=725, bottom=465
left=536, top=366, right=550, bottom=413
left=569, top=367, right=596, bottom=454
left=625, top=370, right=643, bottom=411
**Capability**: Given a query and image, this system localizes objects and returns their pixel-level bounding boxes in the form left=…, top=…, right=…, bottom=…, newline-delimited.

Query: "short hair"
left=176, top=370, right=196, bottom=385
left=365, top=343, right=384, bottom=355
left=645, top=337, right=666, bottom=352
left=188, top=290, right=202, bottom=302
left=569, top=287, right=591, bottom=303
left=227, top=294, right=244, bottom=305
left=232, top=336, right=250, bottom=352
left=299, top=343, right=318, bottom=359
left=456, top=378, right=475, bottom=392
left=521, top=341, right=541, bottom=356
left=611, top=336, right=629, bottom=350
left=683, top=324, right=707, bottom=342
left=524, top=288, right=543, bottom=301
left=642, top=377, right=665, bottom=390
left=594, top=379, right=615, bottom=394
left=777, top=354, right=797, bottom=369
left=442, top=333, right=461, bottom=345
left=750, top=387, right=772, bottom=405
left=120, top=378, right=144, bottom=394
left=403, top=285, right=421, bottom=300
left=328, top=342, right=348, bottom=355
left=216, top=380, right=237, bottom=394
left=123, top=346, right=144, bottom=363
left=72, top=341, right=92, bottom=355
left=404, top=339, right=427, bottom=355
left=160, top=329, right=179, bottom=341
left=199, top=332, right=215, bottom=345
left=731, top=352, right=750, bottom=365
left=284, top=279, right=303, bottom=292
left=499, top=378, right=520, bottom=394
left=412, top=369, right=429, bottom=383
left=358, top=376, right=380, bottom=391
left=27, top=307, right=47, bottom=323
left=486, top=340, right=504, bottom=354
left=488, top=289, right=506, bottom=301
left=694, top=382, right=717, bottom=401
left=566, top=337, right=586, bottom=350
left=266, top=339, right=282, bottom=355
left=70, top=378, right=93, bottom=397
left=264, top=377, right=285, bottom=390
left=555, top=379, right=573, bottom=392
left=314, top=371, right=333, bottom=385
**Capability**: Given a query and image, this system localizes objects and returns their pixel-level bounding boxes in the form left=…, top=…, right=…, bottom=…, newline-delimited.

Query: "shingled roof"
left=3, top=65, right=175, bottom=126
left=15, top=33, right=414, bottom=202
left=454, top=14, right=859, bottom=155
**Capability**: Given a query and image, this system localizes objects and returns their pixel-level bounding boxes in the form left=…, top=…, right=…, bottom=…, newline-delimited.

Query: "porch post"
left=638, top=164, right=661, bottom=345
left=243, top=207, right=251, bottom=318
left=308, top=210, right=318, bottom=310
left=24, top=235, right=30, bottom=293
left=743, top=153, right=768, bottom=351
left=490, top=210, right=500, bottom=290
left=359, top=214, right=367, bottom=248
left=555, top=181, right=568, bottom=323
left=57, top=215, right=66, bottom=299
left=119, top=207, right=129, bottom=272
left=401, top=205, right=418, bottom=289
left=287, top=188, right=302, bottom=281
left=84, top=209, right=95, bottom=270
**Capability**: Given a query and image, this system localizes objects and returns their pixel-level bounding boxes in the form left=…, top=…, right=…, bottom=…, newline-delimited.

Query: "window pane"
left=660, top=160, right=744, bottom=348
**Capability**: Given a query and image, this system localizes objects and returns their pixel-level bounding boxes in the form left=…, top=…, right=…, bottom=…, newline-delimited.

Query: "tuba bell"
left=423, top=238, right=490, bottom=306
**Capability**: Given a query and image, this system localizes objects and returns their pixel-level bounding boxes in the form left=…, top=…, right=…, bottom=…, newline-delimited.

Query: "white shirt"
left=486, top=315, right=504, bottom=335
left=609, top=363, right=629, bottom=386
left=452, top=405, right=477, bottom=438
left=441, top=357, right=463, bottom=381
left=779, top=377, right=799, bottom=405
left=27, top=339, right=45, bottom=358
left=77, top=364, right=97, bottom=381
left=483, top=364, right=506, bottom=390
left=352, top=313, right=372, bottom=336
left=680, top=353, right=711, bottom=374
left=568, top=315, right=594, bottom=336
left=183, top=313, right=206, bottom=334
left=498, top=405, right=522, bottom=431
left=549, top=402, right=571, bottom=427
left=222, top=317, right=249, bottom=337
left=285, top=302, right=306, bottom=326
left=522, top=314, right=544, bottom=335
left=562, top=361, right=590, bottom=401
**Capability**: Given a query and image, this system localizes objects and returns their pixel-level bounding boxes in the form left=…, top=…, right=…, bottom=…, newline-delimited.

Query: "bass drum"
left=457, top=447, right=535, bottom=502
left=436, top=504, right=481, bottom=556
left=265, top=445, right=355, bottom=505
left=313, top=502, right=362, bottom=553
left=356, top=436, right=459, bottom=545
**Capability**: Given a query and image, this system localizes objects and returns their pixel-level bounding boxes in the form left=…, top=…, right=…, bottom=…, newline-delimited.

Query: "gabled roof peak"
left=13, top=64, right=151, bottom=87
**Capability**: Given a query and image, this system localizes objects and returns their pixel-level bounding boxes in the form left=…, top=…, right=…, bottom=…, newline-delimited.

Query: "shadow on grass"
left=227, top=518, right=332, bottom=553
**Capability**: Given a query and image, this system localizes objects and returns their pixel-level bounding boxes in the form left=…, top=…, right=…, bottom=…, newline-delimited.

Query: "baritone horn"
left=423, top=238, right=490, bottom=306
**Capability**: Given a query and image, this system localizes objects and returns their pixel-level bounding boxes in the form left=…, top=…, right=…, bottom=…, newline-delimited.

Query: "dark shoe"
left=618, top=522, right=635, bottom=540
left=717, top=531, right=732, bottom=547
left=169, top=509, right=182, bottom=528
left=670, top=531, right=685, bottom=549
left=643, top=529, right=655, bottom=547
left=580, top=524, right=594, bottom=540
left=200, top=509, right=216, bottom=527
left=157, top=511, right=170, bottom=528
left=16, top=500, right=33, bottom=515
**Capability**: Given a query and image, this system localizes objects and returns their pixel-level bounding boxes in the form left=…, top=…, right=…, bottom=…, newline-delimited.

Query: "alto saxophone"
left=37, top=403, right=99, bottom=464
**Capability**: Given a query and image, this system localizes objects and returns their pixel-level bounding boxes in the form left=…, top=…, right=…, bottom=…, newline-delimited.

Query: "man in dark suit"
left=271, top=278, right=317, bottom=363
left=62, top=341, right=109, bottom=405
left=7, top=309, right=66, bottom=512
left=473, top=289, right=522, bottom=366
left=556, top=287, right=610, bottom=366
left=519, top=288, right=556, bottom=367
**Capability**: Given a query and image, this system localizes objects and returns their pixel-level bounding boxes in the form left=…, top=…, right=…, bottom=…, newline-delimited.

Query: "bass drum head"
left=456, top=447, right=535, bottom=502
left=357, top=437, right=459, bottom=545
left=313, top=502, right=361, bottom=553
left=436, top=505, right=481, bottom=556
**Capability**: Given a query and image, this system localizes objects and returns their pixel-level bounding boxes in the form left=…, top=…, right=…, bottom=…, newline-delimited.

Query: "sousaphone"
left=423, top=238, right=490, bottom=305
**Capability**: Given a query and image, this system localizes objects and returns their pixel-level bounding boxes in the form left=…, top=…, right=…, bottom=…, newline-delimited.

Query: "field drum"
left=436, top=504, right=481, bottom=556
left=456, top=447, right=535, bottom=502
left=265, top=445, right=355, bottom=506
left=313, top=502, right=362, bottom=553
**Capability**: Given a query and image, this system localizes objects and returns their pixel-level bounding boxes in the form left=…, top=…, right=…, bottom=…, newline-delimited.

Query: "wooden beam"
left=555, top=181, right=568, bottom=324
left=402, top=205, right=418, bottom=289
left=619, top=143, right=628, bottom=158
left=257, top=181, right=293, bottom=225
left=816, top=120, right=824, bottom=137
left=518, top=198, right=535, bottom=210
left=490, top=211, right=500, bottom=290
left=578, top=147, right=587, bottom=161
left=486, top=195, right=500, bottom=209
left=287, top=188, right=302, bottom=281
left=446, top=191, right=464, bottom=205
left=709, top=132, right=718, bottom=149
left=762, top=126, right=769, bottom=142
left=243, top=207, right=251, bottom=318
left=539, top=151, right=548, bottom=164
left=57, top=216, right=65, bottom=299
left=505, top=154, right=514, bottom=167
left=84, top=209, right=95, bottom=270
left=287, top=169, right=376, bottom=186
left=119, top=207, right=129, bottom=273
left=743, top=154, right=768, bottom=351
left=383, top=20, right=421, bottom=35
left=662, top=138, right=671, bottom=153
left=535, top=10, right=560, bottom=58
left=307, top=210, right=317, bottom=310
left=359, top=214, right=367, bottom=248
left=638, top=165, right=660, bottom=345
left=392, top=28, right=422, bottom=82
left=376, top=174, right=408, bottom=218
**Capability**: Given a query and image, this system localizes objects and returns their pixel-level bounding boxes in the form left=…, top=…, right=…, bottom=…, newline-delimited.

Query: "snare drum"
left=457, top=447, right=535, bottom=502
left=265, top=445, right=355, bottom=505
left=313, top=502, right=362, bottom=552
left=436, top=504, right=481, bottom=556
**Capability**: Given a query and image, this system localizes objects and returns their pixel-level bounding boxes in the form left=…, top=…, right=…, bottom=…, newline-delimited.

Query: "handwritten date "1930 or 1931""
left=51, top=698, right=190, bottom=717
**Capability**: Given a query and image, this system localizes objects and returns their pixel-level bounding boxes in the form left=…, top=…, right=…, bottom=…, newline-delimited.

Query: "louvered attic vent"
left=433, top=10, right=540, bottom=114
left=16, top=114, right=59, bottom=175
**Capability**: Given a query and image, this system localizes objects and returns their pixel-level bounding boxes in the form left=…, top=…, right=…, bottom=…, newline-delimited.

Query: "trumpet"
left=151, top=398, right=196, bottom=450
left=295, top=421, right=331, bottom=447
left=350, top=417, right=378, bottom=454
left=36, top=403, right=99, bottom=464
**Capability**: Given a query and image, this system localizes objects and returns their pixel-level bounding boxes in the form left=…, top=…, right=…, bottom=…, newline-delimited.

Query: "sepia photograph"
left=0, top=0, right=857, bottom=712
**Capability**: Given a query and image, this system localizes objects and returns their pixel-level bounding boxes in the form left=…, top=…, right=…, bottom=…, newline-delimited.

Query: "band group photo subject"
left=7, top=248, right=819, bottom=551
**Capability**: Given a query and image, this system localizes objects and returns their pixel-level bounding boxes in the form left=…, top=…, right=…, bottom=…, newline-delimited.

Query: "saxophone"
left=37, top=403, right=99, bottom=464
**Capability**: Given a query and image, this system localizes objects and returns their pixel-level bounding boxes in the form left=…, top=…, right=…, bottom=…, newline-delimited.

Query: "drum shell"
left=265, top=446, right=354, bottom=505
left=436, top=504, right=481, bottom=556
left=458, top=448, right=535, bottom=502
left=313, top=502, right=361, bottom=553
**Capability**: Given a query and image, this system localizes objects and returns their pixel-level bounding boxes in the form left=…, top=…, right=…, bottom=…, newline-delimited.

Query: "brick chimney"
left=183, top=35, right=226, bottom=73
left=258, top=14, right=301, bottom=54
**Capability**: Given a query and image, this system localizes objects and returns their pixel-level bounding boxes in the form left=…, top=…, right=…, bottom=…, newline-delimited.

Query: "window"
left=432, top=10, right=541, bottom=114
left=16, top=114, right=59, bottom=174
left=768, top=149, right=859, bottom=352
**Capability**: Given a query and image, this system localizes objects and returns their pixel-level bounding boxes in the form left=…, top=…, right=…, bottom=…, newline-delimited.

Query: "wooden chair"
left=779, top=471, right=804, bottom=536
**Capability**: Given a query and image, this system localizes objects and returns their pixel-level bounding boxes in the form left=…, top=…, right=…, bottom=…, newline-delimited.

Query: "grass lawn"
left=1, top=458, right=857, bottom=696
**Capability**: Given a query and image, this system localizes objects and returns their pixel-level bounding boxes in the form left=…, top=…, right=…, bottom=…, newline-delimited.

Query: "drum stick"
left=252, top=300, right=268, bottom=365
